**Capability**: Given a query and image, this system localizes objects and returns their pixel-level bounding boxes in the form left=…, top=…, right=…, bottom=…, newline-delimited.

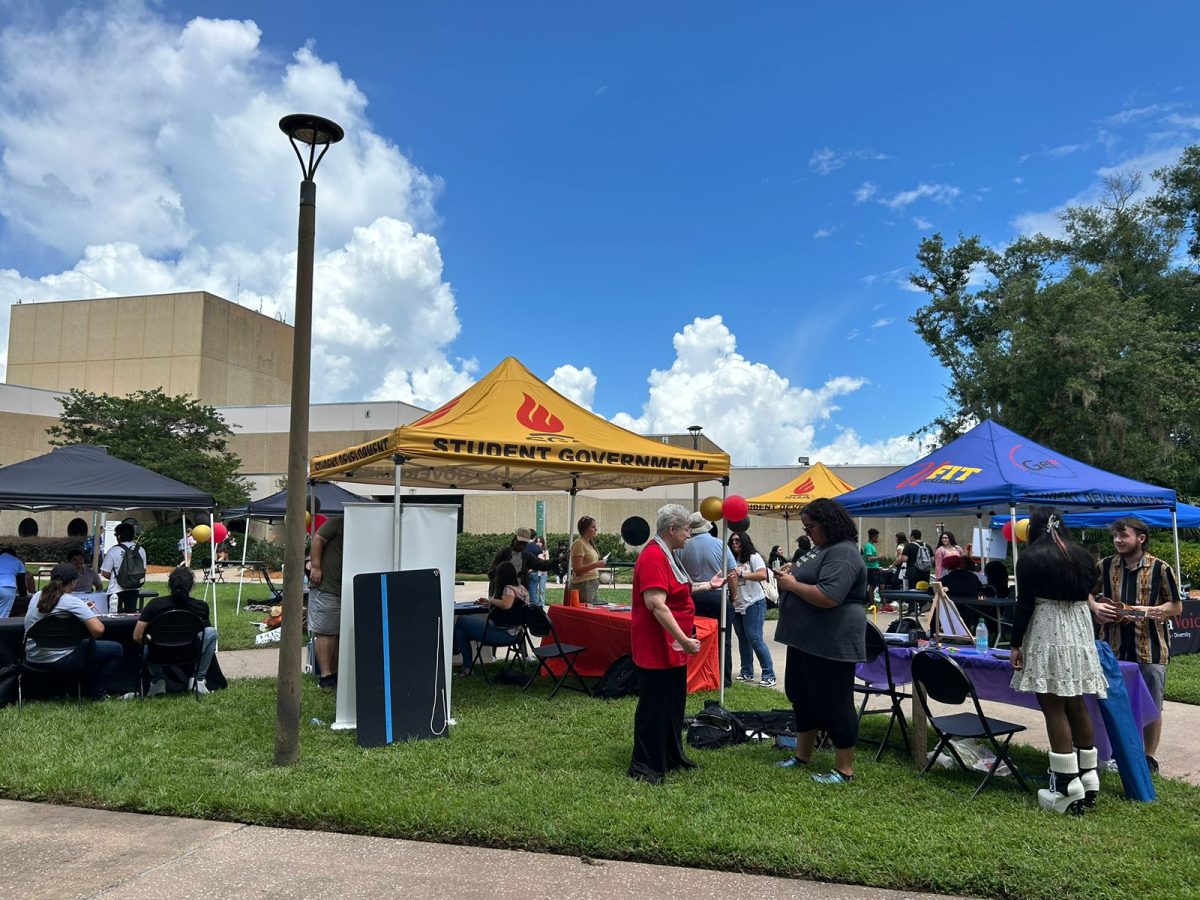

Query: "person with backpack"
left=100, top=522, right=147, bottom=614
left=900, top=529, right=933, bottom=590
left=133, top=566, right=219, bottom=696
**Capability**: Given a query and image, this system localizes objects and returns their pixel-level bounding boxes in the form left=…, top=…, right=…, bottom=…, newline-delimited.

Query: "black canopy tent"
left=0, top=444, right=215, bottom=510
left=0, top=444, right=217, bottom=626
left=222, top=481, right=368, bottom=520
left=223, top=481, right=376, bottom=611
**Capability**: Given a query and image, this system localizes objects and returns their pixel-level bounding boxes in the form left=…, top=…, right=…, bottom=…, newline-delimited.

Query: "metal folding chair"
left=912, top=649, right=1031, bottom=798
left=854, top=622, right=911, bottom=760
left=470, top=608, right=531, bottom=684
left=18, top=615, right=93, bottom=709
left=524, top=613, right=590, bottom=699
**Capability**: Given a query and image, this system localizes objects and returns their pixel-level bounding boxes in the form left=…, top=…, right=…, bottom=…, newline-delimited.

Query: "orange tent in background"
left=744, top=462, right=855, bottom=544
left=311, top=356, right=730, bottom=490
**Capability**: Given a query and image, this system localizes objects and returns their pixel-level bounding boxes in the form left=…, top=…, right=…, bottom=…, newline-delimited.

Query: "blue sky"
left=2, top=2, right=1199, bottom=466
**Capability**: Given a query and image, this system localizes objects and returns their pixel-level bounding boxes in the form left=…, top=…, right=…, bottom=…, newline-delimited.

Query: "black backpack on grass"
left=596, top=655, right=638, bottom=699
left=686, top=701, right=749, bottom=750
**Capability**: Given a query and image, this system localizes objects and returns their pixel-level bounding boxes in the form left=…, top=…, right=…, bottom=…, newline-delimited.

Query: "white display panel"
left=333, top=502, right=458, bottom=730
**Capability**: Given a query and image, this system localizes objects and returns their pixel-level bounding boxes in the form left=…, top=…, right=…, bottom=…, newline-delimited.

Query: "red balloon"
left=306, top=513, right=328, bottom=535
left=212, top=522, right=229, bottom=544
left=722, top=495, right=749, bottom=522
left=1002, top=520, right=1014, bottom=542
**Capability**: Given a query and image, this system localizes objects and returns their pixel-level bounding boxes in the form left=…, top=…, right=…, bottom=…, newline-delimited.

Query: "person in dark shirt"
left=939, top=555, right=985, bottom=634
left=133, top=566, right=218, bottom=696
left=791, top=535, right=813, bottom=565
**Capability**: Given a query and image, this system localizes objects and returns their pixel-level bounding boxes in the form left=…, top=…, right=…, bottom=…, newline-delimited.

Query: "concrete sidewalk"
left=0, top=800, right=960, bottom=900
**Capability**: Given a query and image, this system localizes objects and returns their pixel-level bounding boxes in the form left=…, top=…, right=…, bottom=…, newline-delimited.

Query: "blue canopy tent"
left=836, top=420, right=1182, bottom=579
left=989, top=503, right=1200, bottom=532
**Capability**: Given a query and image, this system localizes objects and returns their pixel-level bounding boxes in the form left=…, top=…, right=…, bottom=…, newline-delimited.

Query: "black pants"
left=628, top=666, right=693, bottom=783
left=784, top=646, right=859, bottom=750
left=114, top=589, right=140, bottom=614
left=693, top=589, right=733, bottom=685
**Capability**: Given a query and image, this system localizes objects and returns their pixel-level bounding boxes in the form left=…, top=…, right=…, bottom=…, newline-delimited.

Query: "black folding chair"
left=140, top=610, right=207, bottom=701
left=911, top=650, right=1031, bottom=798
left=18, top=614, right=92, bottom=709
left=470, top=608, right=531, bottom=684
left=854, top=622, right=911, bottom=761
left=524, top=613, right=590, bottom=699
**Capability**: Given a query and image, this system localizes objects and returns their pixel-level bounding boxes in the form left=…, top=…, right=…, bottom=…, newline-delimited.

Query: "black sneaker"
left=1146, top=755, right=1159, bottom=774
left=318, top=673, right=338, bottom=690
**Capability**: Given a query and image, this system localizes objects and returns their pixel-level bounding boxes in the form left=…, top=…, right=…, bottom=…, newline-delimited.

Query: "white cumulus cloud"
left=809, top=146, right=890, bottom=176
left=877, top=183, right=960, bottom=210
left=609, top=316, right=921, bottom=466
left=547, top=364, right=597, bottom=410
left=0, top=3, right=467, bottom=406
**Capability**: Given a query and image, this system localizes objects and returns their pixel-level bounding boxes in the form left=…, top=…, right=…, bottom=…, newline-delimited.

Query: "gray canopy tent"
left=0, top=444, right=217, bottom=622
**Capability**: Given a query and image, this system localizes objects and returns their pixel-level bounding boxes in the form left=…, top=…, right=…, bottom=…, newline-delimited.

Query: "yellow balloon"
left=915, top=581, right=930, bottom=591
left=192, top=524, right=212, bottom=543
left=305, top=511, right=312, bottom=528
left=1016, top=518, right=1030, bottom=543
left=700, top=496, right=723, bottom=522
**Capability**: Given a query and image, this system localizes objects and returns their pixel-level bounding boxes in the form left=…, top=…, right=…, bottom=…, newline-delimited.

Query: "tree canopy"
left=46, top=387, right=251, bottom=511
left=910, top=148, right=1200, bottom=499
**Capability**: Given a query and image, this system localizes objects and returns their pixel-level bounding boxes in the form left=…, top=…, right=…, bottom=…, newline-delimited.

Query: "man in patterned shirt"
left=1089, top=517, right=1182, bottom=772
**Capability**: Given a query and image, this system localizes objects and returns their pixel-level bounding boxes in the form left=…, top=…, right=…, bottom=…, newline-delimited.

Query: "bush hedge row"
left=456, top=532, right=636, bottom=575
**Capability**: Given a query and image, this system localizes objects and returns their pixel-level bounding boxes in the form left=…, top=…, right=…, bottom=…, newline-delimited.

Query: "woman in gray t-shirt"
left=774, top=498, right=867, bottom=785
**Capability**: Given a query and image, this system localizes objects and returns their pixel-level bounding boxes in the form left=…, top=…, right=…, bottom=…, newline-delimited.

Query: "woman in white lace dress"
left=1009, top=508, right=1107, bottom=815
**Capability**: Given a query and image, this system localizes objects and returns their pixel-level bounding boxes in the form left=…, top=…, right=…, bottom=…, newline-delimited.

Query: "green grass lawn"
left=1166, top=653, right=1200, bottom=705
left=1, top=675, right=1196, bottom=899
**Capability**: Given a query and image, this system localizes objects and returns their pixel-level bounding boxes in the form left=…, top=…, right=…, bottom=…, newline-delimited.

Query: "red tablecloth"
left=543, top=605, right=720, bottom=693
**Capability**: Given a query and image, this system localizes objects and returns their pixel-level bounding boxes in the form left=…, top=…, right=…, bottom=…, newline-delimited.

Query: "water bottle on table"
left=975, top=618, right=989, bottom=652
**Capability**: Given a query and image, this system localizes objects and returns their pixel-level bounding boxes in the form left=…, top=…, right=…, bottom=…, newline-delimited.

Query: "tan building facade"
left=0, top=294, right=965, bottom=551
left=6, top=291, right=293, bottom=405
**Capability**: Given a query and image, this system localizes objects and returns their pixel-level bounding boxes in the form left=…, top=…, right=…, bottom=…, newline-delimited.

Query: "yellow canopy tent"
left=744, top=462, right=855, bottom=545
left=312, top=355, right=736, bottom=698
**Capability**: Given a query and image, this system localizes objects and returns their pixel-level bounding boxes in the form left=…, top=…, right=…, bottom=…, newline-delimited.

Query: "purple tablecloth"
left=857, top=646, right=1157, bottom=761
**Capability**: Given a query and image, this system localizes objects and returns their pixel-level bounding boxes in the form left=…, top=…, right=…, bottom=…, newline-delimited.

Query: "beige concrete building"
left=6, top=292, right=293, bottom=405
left=1, top=293, right=968, bottom=551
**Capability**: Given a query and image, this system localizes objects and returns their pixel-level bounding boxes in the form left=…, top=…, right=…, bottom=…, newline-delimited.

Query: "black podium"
left=353, top=568, right=448, bottom=747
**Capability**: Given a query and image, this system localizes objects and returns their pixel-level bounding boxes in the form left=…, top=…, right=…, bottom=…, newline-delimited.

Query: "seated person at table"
left=939, top=555, right=986, bottom=634
left=453, top=562, right=529, bottom=677
left=984, top=560, right=1010, bottom=599
left=23, top=563, right=123, bottom=700
left=133, top=567, right=218, bottom=696
left=0, top=545, right=33, bottom=618
left=67, top=549, right=104, bottom=593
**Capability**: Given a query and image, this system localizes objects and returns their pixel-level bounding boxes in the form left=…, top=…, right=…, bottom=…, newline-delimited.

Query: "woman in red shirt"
left=628, top=503, right=726, bottom=785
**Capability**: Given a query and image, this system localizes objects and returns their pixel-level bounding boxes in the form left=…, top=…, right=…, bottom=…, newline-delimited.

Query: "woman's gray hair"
left=655, top=503, right=691, bottom=537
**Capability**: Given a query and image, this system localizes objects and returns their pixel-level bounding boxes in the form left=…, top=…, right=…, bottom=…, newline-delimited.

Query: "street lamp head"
left=797, top=456, right=810, bottom=466
left=687, top=425, right=702, bottom=435
left=279, top=113, right=344, bottom=181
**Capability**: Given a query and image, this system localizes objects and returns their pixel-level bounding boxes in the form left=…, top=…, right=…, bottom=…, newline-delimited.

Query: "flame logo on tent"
left=792, top=478, right=815, bottom=496
left=411, top=396, right=461, bottom=428
left=517, top=393, right=564, bottom=433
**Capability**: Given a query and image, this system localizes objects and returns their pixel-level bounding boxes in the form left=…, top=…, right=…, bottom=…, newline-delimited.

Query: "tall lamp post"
left=688, top=425, right=703, bottom=510
left=275, top=113, right=343, bottom=766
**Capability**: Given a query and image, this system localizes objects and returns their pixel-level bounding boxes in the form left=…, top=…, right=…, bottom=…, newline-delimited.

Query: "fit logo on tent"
left=792, top=478, right=815, bottom=496
left=895, top=461, right=983, bottom=489
left=516, top=393, right=565, bottom=434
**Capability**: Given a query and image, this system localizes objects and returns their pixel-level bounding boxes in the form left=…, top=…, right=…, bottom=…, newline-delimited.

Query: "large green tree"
left=47, top=388, right=251, bottom=513
left=910, top=158, right=1200, bottom=498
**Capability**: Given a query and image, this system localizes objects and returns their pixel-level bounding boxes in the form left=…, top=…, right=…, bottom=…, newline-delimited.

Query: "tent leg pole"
left=567, top=487, right=577, bottom=590
left=719, top=482, right=728, bottom=707
left=1010, top=506, right=1019, bottom=568
left=210, top=511, right=218, bottom=649
left=784, top=514, right=790, bottom=550
left=237, top=514, right=249, bottom=615
left=392, top=459, right=404, bottom=570
left=1172, top=508, right=1183, bottom=601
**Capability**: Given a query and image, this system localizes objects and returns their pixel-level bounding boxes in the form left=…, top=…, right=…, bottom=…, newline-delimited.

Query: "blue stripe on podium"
left=380, top=574, right=393, bottom=744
